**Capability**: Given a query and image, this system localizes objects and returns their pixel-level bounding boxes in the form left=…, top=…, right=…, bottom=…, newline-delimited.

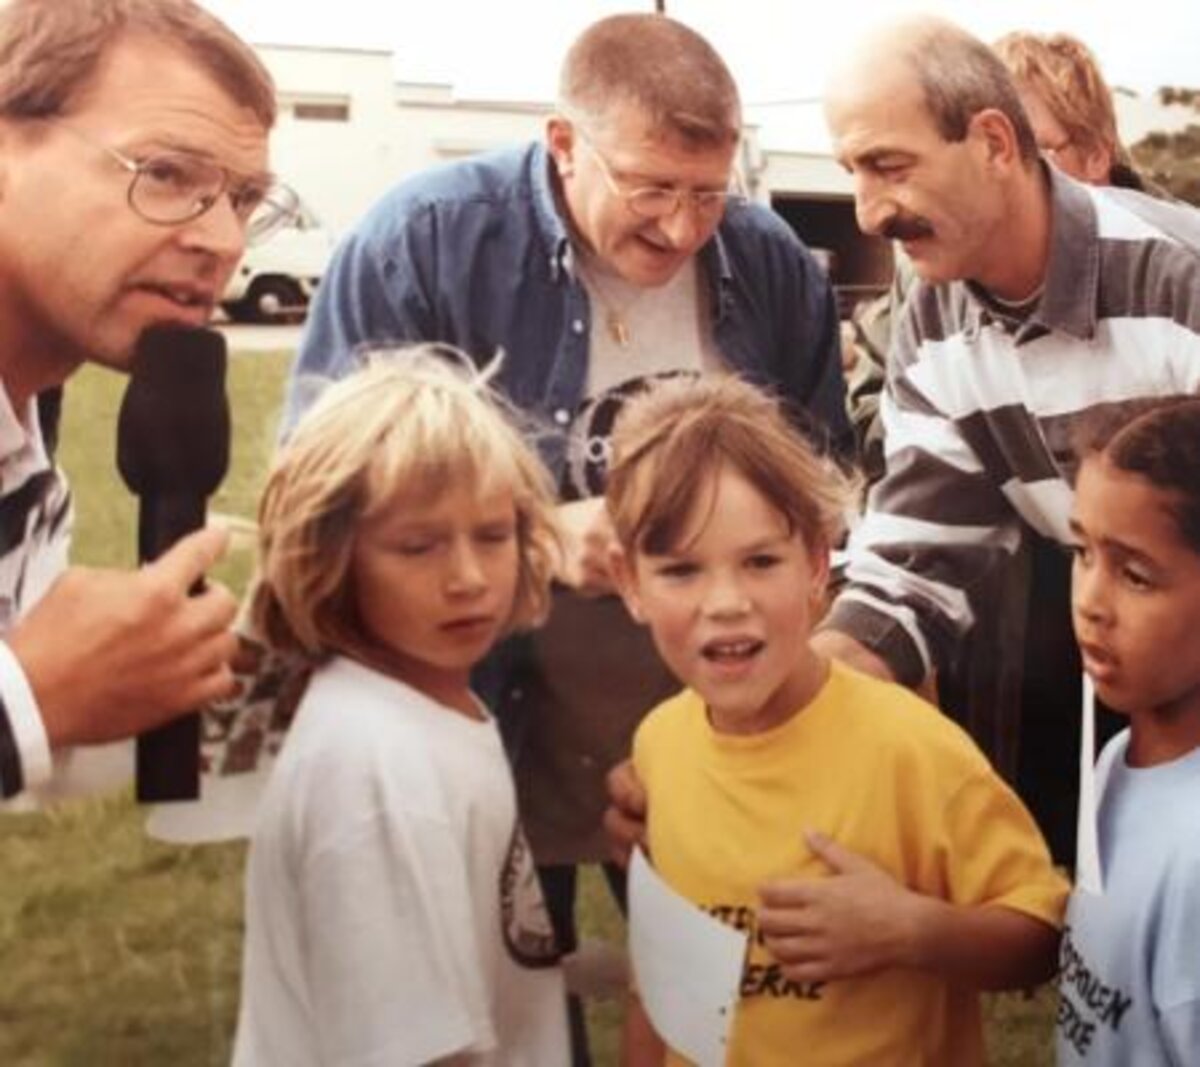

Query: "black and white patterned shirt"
left=828, top=168, right=1200, bottom=685
left=0, top=386, right=72, bottom=798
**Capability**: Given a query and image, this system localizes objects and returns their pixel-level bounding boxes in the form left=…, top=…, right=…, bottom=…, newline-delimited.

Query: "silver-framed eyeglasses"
left=1039, top=136, right=1077, bottom=167
left=54, top=121, right=300, bottom=245
left=575, top=127, right=744, bottom=220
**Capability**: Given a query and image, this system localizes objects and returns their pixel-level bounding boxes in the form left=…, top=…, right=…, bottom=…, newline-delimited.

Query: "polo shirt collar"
left=700, top=219, right=735, bottom=323
left=1032, top=164, right=1101, bottom=341
left=961, top=164, right=1100, bottom=343
left=0, top=382, right=49, bottom=493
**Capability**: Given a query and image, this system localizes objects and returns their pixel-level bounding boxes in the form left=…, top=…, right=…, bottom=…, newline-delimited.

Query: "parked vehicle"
left=221, top=200, right=334, bottom=323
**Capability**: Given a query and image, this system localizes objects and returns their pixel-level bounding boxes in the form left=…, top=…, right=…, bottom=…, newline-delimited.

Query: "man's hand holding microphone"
left=6, top=326, right=239, bottom=800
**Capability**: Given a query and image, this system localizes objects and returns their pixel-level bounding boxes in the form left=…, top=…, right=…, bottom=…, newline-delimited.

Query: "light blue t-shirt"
left=1057, top=730, right=1200, bottom=1065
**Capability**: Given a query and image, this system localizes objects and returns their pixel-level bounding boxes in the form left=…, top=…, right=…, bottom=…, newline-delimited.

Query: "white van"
left=221, top=200, right=335, bottom=323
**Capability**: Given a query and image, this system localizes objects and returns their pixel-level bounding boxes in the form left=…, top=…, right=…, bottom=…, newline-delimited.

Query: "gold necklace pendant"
left=607, top=310, right=631, bottom=347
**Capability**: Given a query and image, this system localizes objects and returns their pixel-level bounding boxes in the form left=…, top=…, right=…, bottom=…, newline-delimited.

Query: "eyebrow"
left=648, top=531, right=793, bottom=559
left=838, top=146, right=915, bottom=170
left=608, top=162, right=730, bottom=193
left=136, top=138, right=275, bottom=183
left=741, top=534, right=792, bottom=552
left=1038, top=136, right=1072, bottom=152
left=1068, top=518, right=1158, bottom=566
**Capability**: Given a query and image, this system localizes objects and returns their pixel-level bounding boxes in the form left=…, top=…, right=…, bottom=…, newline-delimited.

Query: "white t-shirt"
left=233, top=656, right=569, bottom=1066
left=512, top=250, right=725, bottom=864
left=575, top=252, right=722, bottom=400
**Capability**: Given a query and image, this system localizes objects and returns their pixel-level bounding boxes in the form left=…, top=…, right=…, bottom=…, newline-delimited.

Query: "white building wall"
left=760, top=151, right=851, bottom=199
left=264, top=47, right=398, bottom=235
left=261, top=45, right=552, bottom=236
left=402, top=100, right=552, bottom=161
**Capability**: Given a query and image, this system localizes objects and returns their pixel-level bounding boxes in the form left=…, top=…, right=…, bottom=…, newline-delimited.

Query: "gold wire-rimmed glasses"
left=53, top=121, right=299, bottom=245
left=572, top=124, right=745, bottom=221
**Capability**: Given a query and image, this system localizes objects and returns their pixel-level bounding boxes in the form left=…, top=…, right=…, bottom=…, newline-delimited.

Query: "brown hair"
left=1074, top=398, right=1200, bottom=554
left=993, top=31, right=1126, bottom=170
left=0, top=0, right=275, bottom=128
left=606, top=375, right=858, bottom=558
left=251, top=349, right=560, bottom=666
left=558, top=13, right=740, bottom=146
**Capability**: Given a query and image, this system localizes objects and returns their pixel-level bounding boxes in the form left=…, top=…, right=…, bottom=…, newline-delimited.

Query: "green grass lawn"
left=0, top=353, right=285, bottom=1067
left=0, top=349, right=1058, bottom=1065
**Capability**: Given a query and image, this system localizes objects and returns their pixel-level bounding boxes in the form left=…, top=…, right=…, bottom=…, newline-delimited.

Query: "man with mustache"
left=807, top=15, right=1200, bottom=860
left=840, top=26, right=1179, bottom=861
left=879, top=214, right=936, bottom=243
left=0, top=0, right=286, bottom=801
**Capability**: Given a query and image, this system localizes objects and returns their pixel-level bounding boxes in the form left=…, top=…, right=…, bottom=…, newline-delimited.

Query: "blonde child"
left=232, top=351, right=569, bottom=1066
left=605, top=375, right=1068, bottom=1067
left=1059, top=399, right=1200, bottom=1064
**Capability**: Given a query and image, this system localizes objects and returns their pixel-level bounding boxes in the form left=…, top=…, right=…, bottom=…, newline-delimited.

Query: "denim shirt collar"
left=529, top=140, right=735, bottom=320
left=529, top=142, right=572, bottom=282
left=701, top=221, right=736, bottom=325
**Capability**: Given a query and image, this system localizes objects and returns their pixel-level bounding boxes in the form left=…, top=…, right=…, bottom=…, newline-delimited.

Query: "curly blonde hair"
left=251, top=347, right=559, bottom=665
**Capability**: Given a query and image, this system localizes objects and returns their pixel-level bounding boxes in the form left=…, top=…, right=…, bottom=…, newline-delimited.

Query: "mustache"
left=881, top=214, right=935, bottom=241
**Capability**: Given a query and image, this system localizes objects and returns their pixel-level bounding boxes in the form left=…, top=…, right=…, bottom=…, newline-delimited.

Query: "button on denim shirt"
left=286, top=141, right=851, bottom=470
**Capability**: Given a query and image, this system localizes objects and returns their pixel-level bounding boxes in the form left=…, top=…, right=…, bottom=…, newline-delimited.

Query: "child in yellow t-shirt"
left=605, top=375, right=1068, bottom=1067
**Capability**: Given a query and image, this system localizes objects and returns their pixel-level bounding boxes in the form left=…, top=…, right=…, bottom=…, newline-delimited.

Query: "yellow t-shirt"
left=633, top=661, right=1068, bottom=1067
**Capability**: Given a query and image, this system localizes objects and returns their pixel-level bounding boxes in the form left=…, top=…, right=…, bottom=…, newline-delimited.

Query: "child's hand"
left=555, top=498, right=620, bottom=595
left=756, top=830, right=920, bottom=983
left=603, top=759, right=648, bottom=866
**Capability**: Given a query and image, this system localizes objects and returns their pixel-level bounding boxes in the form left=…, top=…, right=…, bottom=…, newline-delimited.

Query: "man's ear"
left=971, top=108, right=1022, bottom=169
left=546, top=115, right=577, bottom=180
left=609, top=543, right=647, bottom=624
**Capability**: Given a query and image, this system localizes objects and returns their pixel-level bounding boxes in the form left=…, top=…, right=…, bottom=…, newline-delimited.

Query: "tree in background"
left=1131, top=88, right=1200, bottom=206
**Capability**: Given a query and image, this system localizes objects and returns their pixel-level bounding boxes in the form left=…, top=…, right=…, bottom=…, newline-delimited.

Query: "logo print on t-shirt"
left=499, top=823, right=562, bottom=967
left=559, top=370, right=700, bottom=502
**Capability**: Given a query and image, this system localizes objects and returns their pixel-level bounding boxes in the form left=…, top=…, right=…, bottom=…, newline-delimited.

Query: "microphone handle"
left=137, top=494, right=207, bottom=572
left=135, top=493, right=208, bottom=802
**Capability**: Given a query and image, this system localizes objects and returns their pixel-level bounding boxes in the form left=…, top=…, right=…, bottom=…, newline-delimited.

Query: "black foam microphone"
left=117, top=325, right=230, bottom=802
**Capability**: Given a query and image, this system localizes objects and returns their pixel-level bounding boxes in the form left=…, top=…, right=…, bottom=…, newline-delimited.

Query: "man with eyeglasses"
left=288, top=13, right=849, bottom=1064
left=994, top=32, right=1158, bottom=193
left=0, top=0, right=290, bottom=803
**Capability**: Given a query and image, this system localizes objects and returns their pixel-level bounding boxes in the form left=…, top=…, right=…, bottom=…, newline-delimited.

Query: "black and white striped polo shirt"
left=828, top=169, right=1200, bottom=685
left=0, top=391, right=71, bottom=798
